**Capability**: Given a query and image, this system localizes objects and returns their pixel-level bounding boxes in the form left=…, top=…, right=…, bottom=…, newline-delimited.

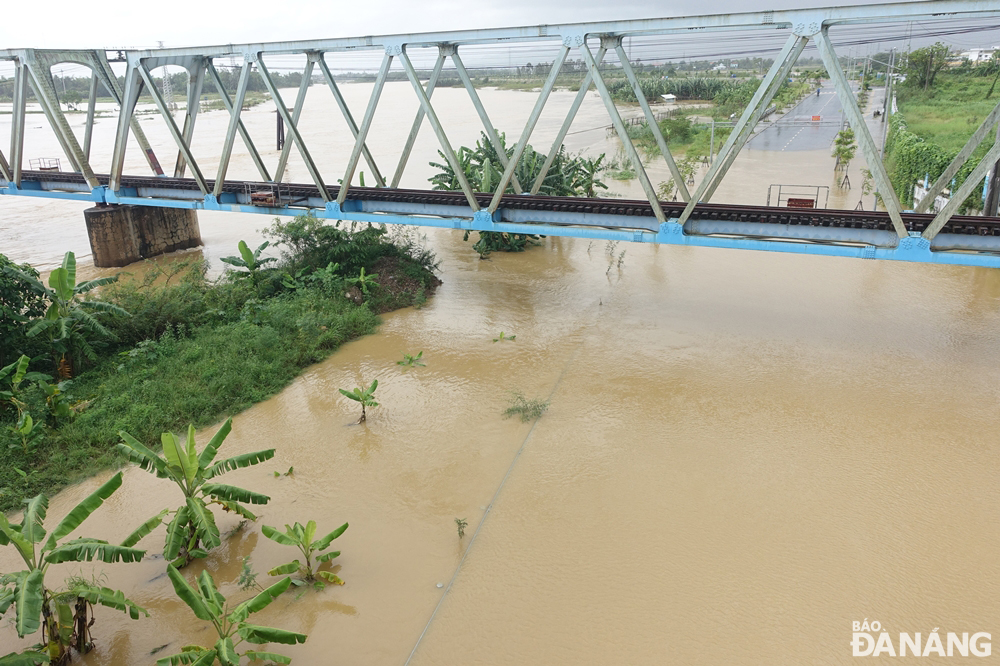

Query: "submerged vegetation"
left=502, top=391, right=550, bottom=423
left=0, top=214, right=440, bottom=512
left=429, top=131, right=608, bottom=257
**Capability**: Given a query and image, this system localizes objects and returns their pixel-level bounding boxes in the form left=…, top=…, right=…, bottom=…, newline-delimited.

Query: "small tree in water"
left=116, top=418, right=275, bottom=567
left=339, top=380, right=378, bottom=423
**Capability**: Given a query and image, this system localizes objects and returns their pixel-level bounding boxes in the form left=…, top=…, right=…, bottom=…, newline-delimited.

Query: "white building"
left=960, top=47, right=997, bottom=63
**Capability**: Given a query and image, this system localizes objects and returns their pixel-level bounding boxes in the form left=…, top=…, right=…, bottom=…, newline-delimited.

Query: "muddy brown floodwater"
left=2, top=84, right=1000, bottom=664
left=3, top=229, right=1000, bottom=664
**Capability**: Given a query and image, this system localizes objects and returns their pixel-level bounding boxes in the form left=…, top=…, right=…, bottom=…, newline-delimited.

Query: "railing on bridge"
left=4, top=1, right=1000, bottom=267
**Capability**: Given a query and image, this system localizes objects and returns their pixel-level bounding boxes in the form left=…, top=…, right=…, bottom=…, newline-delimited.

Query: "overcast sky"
left=0, top=0, right=978, bottom=50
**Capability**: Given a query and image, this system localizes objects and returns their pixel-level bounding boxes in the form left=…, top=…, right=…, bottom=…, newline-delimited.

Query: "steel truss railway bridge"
left=4, top=0, right=1000, bottom=267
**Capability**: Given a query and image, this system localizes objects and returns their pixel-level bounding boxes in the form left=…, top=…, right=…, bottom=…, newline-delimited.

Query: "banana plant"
left=350, top=267, right=379, bottom=295
left=261, top=521, right=348, bottom=588
left=220, top=240, right=277, bottom=285
left=3, top=252, right=127, bottom=376
left=116, top=418, right=275, bottom=567
left=158, top=565, right=306, bottom=666
left=338, top=380, right=378, bottom=423
left=0, top=473, right=147, bottom=664
left=0, top=355, right=49, bottom=450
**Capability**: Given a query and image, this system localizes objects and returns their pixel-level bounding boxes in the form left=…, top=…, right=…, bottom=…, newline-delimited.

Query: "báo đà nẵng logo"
left=852, top=620, right=991, bottom=657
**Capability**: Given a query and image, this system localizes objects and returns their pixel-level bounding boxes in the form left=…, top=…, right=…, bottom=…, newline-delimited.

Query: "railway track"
left=17, top=170, right=1000, bottom=238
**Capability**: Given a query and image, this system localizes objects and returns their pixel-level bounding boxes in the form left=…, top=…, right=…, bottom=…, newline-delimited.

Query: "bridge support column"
left=83, top=204, right=201, bottom=267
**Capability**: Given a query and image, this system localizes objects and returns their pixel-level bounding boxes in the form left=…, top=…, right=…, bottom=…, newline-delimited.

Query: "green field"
left=896, top=74, right=999, bottom=152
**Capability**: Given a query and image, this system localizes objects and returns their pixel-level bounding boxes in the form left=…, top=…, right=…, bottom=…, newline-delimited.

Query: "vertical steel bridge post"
left=316, top=55, right=385, bottom=188
left=213, top=59, right=253, bottom=197
left=339, top=52, right=393, bottom=204
left=274, top=55, right=317, bottom=183
left=582, top=38, right=665, bottom=223
left=530, top=46, right=607, bottom=196
left=451, top=48, right=523, bottom=194
left=488, top=43, right=570, bottom=212
left=678, top=34, right=802, bottom=226
left=392, top=49, right=447, bottom=188
left=399, top=47, right=480, bottom=210
left=613, top=37, right=690, bottom=202
left=205, top=61, right=271, bottom=183
left=816, top=28, right=907, bottom=239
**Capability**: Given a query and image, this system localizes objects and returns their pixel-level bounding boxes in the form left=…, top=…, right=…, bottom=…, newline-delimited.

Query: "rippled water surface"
left=1, top=84, right=998, bottom=664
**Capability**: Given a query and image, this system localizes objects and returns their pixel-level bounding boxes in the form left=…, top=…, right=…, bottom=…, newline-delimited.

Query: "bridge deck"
left=8, top=170, right=1000, bottom=267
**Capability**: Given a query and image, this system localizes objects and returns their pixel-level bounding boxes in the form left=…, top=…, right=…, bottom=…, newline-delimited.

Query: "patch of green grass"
left=897, top=75, right=999, bottom=153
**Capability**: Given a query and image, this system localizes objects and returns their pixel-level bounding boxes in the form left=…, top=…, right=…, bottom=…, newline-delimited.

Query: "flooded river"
left=1, top=83, right=998, bottom=664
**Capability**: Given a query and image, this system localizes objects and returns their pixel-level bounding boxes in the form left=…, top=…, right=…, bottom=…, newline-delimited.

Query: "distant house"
left=959, top=47, right=997, bottom=63
left=660, top=94, right=677, bottom=104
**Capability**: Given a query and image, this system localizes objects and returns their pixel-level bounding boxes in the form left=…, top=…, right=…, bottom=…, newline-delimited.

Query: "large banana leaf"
left=203, top=449, right=275, bottom=479
left=260, top=525, right=298, bottom=547
left=163, top=506, right=191, bottom=560
left=201, top=484, right=269, bottom=506
left=316, top=571, right=344, bottom=585
left=166, top=565, right=215, bottom=622
left=265, top=561, right=300, bottom=577
left=315, top=550, right=341, bottom=563
left=237, top=623, right=307, bottom=646
left=185, top=498, right=221, bottom=551
left=162, top=430, right=198, bottom=485
left=44, top=539, right=145, bottom=564
left=228, top=577, right=293, bottom=624
left=48, top=267, right=70, bottom=303
left=212, top=500, right=257, bottom=522
left=312, top=523, right=349, bottom=552
left=19, top=496, right=47, bottom=545
left=14, top=569, right=43, bottom=637
left=196, top=570, right=225, bottom=615
left=62, top=252, right=76, bottom=296
left=0, top=586, right=15, bottom=614
left=196, top=418, right=233, bottom=470
left=116, top=432, right=172, bottom=479
left=156, top=649, right=216, bottom=666
left=0, top=512, right=33, bottom=562
left=244, top=652, right=292, bottom=664
left=72, top=583, right=148, bottom=620
left=43, top=472, right=123, bottom=552
left=214, top=637, right=238, bottom=666
left=0, top=651, right=49, bottom=665
left=120, top=509, right=170, bottom=548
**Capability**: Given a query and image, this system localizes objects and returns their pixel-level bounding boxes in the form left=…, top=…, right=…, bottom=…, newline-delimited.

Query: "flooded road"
left=2, top=84, right=999, bottom=664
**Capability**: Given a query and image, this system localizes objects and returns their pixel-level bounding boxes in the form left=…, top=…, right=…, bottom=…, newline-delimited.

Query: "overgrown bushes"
left=0, top=215, right=439, bottom=511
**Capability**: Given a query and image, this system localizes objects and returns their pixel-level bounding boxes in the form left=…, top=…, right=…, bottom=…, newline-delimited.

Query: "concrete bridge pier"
left=84, top=204, right=202, bottom=267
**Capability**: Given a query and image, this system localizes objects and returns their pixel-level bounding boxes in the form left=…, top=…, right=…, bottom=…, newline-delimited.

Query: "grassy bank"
left=0, top=217, right=439, bottom=512
left=896, top=74, right=1000, bottom=153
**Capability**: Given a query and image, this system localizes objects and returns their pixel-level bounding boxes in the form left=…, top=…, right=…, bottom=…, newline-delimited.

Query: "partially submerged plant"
left=261, top=520, right=349, bottom=588
left=116, top=418, right=275, bottom=567
left=339, top=380, right=378, bottom=423
left=492, top=332, right=515, bottom=343
left=158, top=566, right=306, bottom=666
left=0, top=473, right=147, bottom=664
left=455, top=518, right=468, bottom=539
left=502, top=391, right=550, bottom=423
left=397, top=351, right=425, bottom=367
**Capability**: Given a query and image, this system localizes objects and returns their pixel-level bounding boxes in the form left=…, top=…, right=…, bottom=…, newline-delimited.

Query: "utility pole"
left=158, top=41, right=178, bottom=116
